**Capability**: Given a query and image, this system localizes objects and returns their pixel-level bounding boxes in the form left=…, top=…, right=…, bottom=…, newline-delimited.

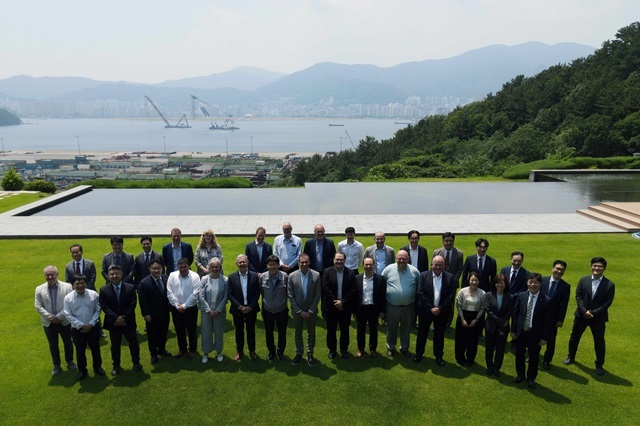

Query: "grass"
left=1, top=233, right=639, bottom=425
left=0, top=192, right=49, bottom=213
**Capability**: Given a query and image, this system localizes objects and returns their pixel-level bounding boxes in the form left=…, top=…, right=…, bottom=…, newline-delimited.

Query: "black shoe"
left=151, top=356, right=159, bottom=364
left=527, top=380, right=537, bottom=389
left=465, top=360, right=474, bottom=367
left=277, top=351, right=285, bottom=361
left=111, top=367, right=121, bottom=376
left=563, top=357, right=574, bottom=365
left=307, top=355, right=316, bottom=366
left=328, top=352, right=336, bottom=359
left=486, top=368, right=493, bottom=376
left=386, top=349, right=395, bottom=357
left=400, top=349, right=411, bottom=358
left=412, top=323, right=419, bottom=330
left=436, top=358, right=445, bottom=366
left=291, top=354, right=302, bottom=365
left=341, top=351, right=349, bottom=359
left=493, top=370, right=501, bottom=378
left=266, top=352, right=275, bottom=361
left=445, top=326, right=452, bottom=333
left=159, top=350, right=172, bottom=357
left=513, top=376, right=523, bottom=384
left=95, top=368, right=106, bottom=376
left=133, top=364, right=142, bottom=372
left=77, top=371, right=87, bottom=381
left=413, top=355, right=422, bottom=363
left=542, top=361, right=550, bottom=370
left=595, top=367, right=605, bottom=376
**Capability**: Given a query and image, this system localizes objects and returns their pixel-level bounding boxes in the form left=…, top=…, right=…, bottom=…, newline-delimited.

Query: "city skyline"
left=1, top=1, right=638, bottom=84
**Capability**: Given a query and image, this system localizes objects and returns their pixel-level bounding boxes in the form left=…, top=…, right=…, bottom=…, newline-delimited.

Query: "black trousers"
left=356, top=305, right=380, bottom=351
left=416, top=312, right=447, bottom=359
left=172, top=306, right=198, bottom=353
left=454, top=310, right=482, bottom=364
left=146, top=314, right=170, bottom=356
left=485, top=327, right=508, bottom=371
left=108, top=325, right=140, bottom=367
left=43, top=323, right=74, bottom=366
left=325, top=310, right=351, bottom=353
left=263, top=309, right=289, bottom=354
left=515, top=329, right=541, bottom=381
left=71, top=327, right=102, bottom=373
left=567, top=317, right=606, bottom=367
left=232, top=311, right=257, bottom=353
left=543, top=324, right=560, bottom=363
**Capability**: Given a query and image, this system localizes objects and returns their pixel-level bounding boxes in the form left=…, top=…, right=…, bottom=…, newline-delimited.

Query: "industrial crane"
left=190, top=95, right=239, bottom=130
left=144, top=95, right=191, bottom=128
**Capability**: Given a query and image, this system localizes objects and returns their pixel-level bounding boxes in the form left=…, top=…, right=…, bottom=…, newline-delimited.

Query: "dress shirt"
left=336, top=269, right=344, bottom=300
left=382, top=264, right=420, bottom=306
left=240, top=272, right=249, bottom=305
left=315, top=240, right=324, bottom=270
left=591, top=275, right=602, bottom=295
left=477, top=256, right=485, bottom=270
left=375, top=248, right=387, bottom=274
left=432, top=273, right=442, bottom=307
left=274, top=234, right=302, bottom=268
left=362, top=275, right=374, bottom=305
left=167, top=271, right=201, bottom=308
left=172, top=245, right=182, bottom=271
left=301, top=271, right=309, bottom=299
left=409, top=247, right=420, bottom=270
left=63, top=290, right=101, bottom=330
left=338, top=239, right=364, bottom=270
left=255, top=242, right=264, bottom=263
left=525, top=292, right=538, bottom=329
left=75, top=260, right=84, bottom=274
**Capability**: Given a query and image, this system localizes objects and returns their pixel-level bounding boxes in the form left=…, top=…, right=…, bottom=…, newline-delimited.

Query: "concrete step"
left=600, top=202, right=640, bottom=220
left=577, top=208, right=640, bottom=232
left=587, top=205, right=640, bottom=227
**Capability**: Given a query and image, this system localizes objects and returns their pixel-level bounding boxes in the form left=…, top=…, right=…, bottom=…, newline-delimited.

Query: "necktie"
left=155, top=278, right=164, bottom=294
left=114, top=285, right=121, bottom=302
left=478, top=257, right=483, bottom=272
left=549, top=281, right=556, bottom=298
left=445, top=251, right=450, bottom=269
left=115, top=255, right=121, bottom=267
left=75, top=262, right=81, bottom=274
left=511, top=269, right=518, bottom=285
left=145, top=253, right=150, bottom=267
left=524, top=294, right=534, bottom=331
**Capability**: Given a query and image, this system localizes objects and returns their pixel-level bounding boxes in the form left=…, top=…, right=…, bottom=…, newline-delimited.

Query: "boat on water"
left=328, top=123, right=344, bottom=126
left=210, top=122, right=239, bottom=131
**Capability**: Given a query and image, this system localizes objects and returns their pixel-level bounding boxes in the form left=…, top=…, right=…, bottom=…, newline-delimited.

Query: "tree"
left=1, top=167, right=24, bottom=190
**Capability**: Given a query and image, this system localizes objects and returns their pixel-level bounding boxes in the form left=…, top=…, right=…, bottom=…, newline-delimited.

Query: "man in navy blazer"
left=99, top=265, right=141, bottom=376
left=354, top=257, right=386, bottom=358
left=137, top=259, right=172, bottom=363
left=400, top=230, right=429, bottom=273
left=245, top=226, right=273, bottom=275
left=134, top=236, right=164, bottom=287
left=510, top=272, right=551, bottom=389
left=500, top=251, right=529, bottom=295
left=227, top=254, right=261, bottom=361
left=65, top=244, right=97, bottom=290
left=414, top=255, right=455, bottom=366
left=461, top=238, right=497, bottom=292
left=321, top=252, right=356, bottom=359
left=540, top=260, right=571, bottom=370
left=432, top=232, right=464, bottom=331
left=303, top=224, right=336, bottom=276
left=564, top=257, right=615, bottom=375
left=162, top=228, right=194, bottom=274
left=101, top=236, right=135, bottom=284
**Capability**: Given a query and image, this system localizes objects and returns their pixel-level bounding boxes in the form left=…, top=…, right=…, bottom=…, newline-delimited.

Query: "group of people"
left=35, top=225, right=615, bottom=390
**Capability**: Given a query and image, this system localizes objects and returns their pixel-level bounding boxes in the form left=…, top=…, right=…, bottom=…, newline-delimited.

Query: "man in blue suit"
left=500, top=251, right=529, bottom=295
left=245, top=226, right=273, bottom=275
left=162, top=228, right=194, bottom=274
left=540, top=260, right=571, bottom=370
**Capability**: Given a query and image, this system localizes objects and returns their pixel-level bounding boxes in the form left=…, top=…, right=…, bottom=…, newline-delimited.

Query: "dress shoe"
left=133, top=364, right=143, bottom=372
left=174, top=351, right=186, bottom=359
left=486, top=368, right=493, bottom=376
left=513, top=376, right=524, bottom=384
left=249, top=351, right=258, bottom=360
left=436, top=358, right=445, bottom=367
left=478, top=335, right=485, bottom=342
left=328, top=352, right=336, bottom=359
left=386, top=350, right=395, bottom=357
left=95, top=368, right=106, bottom=376
left=216, top=353, right=223, bottom=362
left=527, top=380, right=537, bottom=389
left=266, top=352, right=275, bottom=361
left=595, top=367, right=605, bottom=376
left=400, top=349, right=411, bottom=358
left=542, top=361, right=551, bottom=370
left=67, top=362, right=77, bottom=371
left=52, top=365, right=62, bottom=376
left=77, top=371, right=87, bottom=381
left=159, top=350, right=172, bottom=357
left=151, top=356, right=159, bottom=364
left=291, top=354, right=302, bottom=365
left=187, top=351, right=196, bottom=359
left=356, top=350, right=363, bottom=358
left=465, top=360, right=474, bottom=367
left=563, top=357, right=574, bottom=365
left=307, top=355, right=316, bottom=366
left=456, top=359, right=465, bottom=366
left=202, top=355, right=209, bottom=364
left=277, top=351, right=285, bottom=361
left=341, top=351, right=349, bottom=359
left=412, top=355, right=422, bottom=364
left=445, top=326, right=452, bottom=333
left=370, top=350, right=378, bottom=358
left=412, top=323, right=419, bottom=330
left=493, top=370, right=501, bottom=378
left=111, top=367, right=121, bottom=376
left=233, top=352, right=243, bottom=362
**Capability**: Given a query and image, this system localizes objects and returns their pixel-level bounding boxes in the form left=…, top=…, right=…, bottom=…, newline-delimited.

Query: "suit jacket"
left=574, top=275, right=615, bottom=323
left=303, top=238, right=337, bottom=273
left=101, top=252, right=135, bottom=283
left=500, top=266, right=530, bottom=295
left=417, top=270, right=455, bottom=318
left=433, top=247, right=464, bottom=285
left=401, top=244, right=429, bottom=273
left=363, top=245, right=395, bottom=272
left=511, top=291, right=551, bottom=341
left=461, top=254, right=497, bottom=292
left=34, top=281, right=73, bottom=326
left=541, top=276, right=571, bottom=324
left=134, top=250, right=164, bottom=286
left=288, top=269, right=321, bottom=314
left=354, top=273, right=386, bottom=315
left=199, top=274, right=229, bottom=313
left=227, top=270, right=260, bottom=315
left=137, top=274, right=170, bottom=319
left=483, top=292, right=513, bottom=334
left=162, top=241, right=194, bottom=274
left=321, top=266, right=356, bottom=314
left=65, top=259, right=97, bottom=290
left=99, top=281, right=137, bottom=330
left=245, top=241, right=274, bottom=274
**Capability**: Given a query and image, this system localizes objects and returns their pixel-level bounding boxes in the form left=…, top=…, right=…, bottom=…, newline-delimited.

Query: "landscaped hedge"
left=502, top=156, right=640, bottom=179
left=69, top=177, right=253, bottom=189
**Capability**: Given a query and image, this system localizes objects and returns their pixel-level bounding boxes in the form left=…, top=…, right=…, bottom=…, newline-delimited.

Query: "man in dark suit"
left=432, top=232, right=464, bottom=332
left=354, top=257, right=386, bottom=358
left=227, top=254, right=261, bottom=361
left=137, top=259, right=172, bottom=364
left=401, top=230, right=429, bottom=273
left=65, top=244, right=97, bottom=290
left=564, top=257, right=615, bottom=376
left=511, top=272, right=551, bottom=389
left=303, top=224, right=336, bottom=276
left=540, top=260, right=571, bottom=370
left=245, top=226, right=273, bottom=275
left=500, top=251, right=529, bottom=295
left=162, top=228, right=194, bottom=274
left=414, top=255, right=455, bottom=366
left=101, top=236, right=135, bottom=284
left=134, top=235, right=163, bottom=287
left=322, top=252, right=356, bottom=359
left=461, top=238, right=497, bottom=292
left=99, top=265, right=141, bottom=376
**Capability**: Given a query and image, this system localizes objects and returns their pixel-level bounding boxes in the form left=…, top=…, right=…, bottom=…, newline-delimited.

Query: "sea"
left=0, top=118, right=409, bottom=154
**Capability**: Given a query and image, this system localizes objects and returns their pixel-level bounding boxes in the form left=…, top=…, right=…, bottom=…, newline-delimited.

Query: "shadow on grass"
left=574, top=362, right=633, bottom=386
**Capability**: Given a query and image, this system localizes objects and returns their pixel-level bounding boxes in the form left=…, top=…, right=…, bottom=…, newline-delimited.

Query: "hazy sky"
left=2, top=0, right=638, bottom=83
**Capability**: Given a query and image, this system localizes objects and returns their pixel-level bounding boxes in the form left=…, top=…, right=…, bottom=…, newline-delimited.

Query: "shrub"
left=1, top=167, right=23, bottom=190
left=23, top=180, right=56, bottom=194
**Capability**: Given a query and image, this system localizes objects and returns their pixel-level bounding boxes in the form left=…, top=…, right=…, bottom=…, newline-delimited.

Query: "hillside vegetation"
left=0, top=108, right=21, bottom=126
left=287, top=22, right=640, bottom=184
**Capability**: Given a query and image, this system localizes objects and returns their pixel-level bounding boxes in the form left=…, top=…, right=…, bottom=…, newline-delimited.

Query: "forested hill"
left=289, top=22, right=640, bottom=184
left=0, top=109, right=21, bottom=126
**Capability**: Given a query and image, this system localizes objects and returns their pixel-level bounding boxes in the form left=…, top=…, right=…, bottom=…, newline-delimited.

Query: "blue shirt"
left=382, top=264, right=420, bottom=306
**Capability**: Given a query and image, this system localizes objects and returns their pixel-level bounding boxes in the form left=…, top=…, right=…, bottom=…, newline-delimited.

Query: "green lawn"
left=1, top=234, right=638, bottom=425
left=0, top=192, right=49, bottom=213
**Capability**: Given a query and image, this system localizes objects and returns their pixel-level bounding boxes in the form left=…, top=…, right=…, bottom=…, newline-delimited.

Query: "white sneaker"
left=216, top=353, right=223, bottom=362
left=202, top=354, right=208, bottom=364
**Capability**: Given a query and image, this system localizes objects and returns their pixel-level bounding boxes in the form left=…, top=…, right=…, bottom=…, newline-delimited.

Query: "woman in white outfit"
left=199, top=257, right=228, bottom=363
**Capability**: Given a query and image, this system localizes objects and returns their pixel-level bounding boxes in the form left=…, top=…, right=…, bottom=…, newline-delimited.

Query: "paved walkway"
left=0, top=188, right=622, bottom=237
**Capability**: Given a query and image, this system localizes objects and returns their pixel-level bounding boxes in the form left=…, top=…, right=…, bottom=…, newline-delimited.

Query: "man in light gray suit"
left=35, top=265, right=76, bottom=376
left=363, top=232, right=395, bottom=275
left=288, top=253, right=321, bottom=366
left=65, top=244, right=97, bottom=290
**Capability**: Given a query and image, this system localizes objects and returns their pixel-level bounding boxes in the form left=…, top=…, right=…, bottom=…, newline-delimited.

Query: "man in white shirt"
left=338, top=226, right=364, bottom=274
left=274, top=222, right=302, bottom=273
left=167, top=258, right=201, bottom=358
